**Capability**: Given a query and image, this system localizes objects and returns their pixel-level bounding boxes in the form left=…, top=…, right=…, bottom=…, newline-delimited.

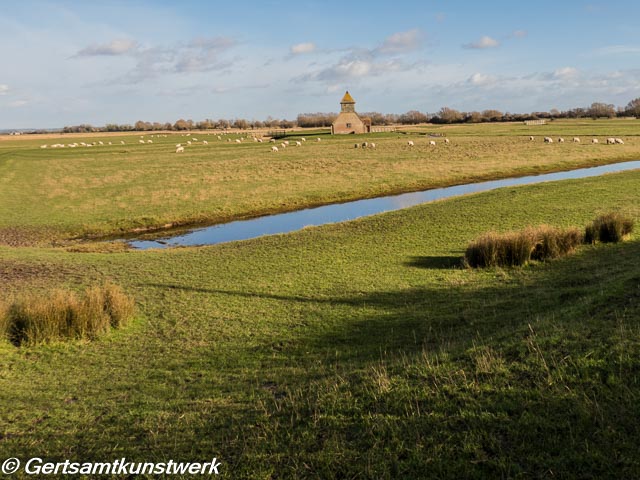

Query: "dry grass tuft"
left=585, top=212, right=634, bottom=244
left=0, top=283, right=135, bottom=346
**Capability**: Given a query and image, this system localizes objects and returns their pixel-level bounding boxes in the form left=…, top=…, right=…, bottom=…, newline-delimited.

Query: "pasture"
left=1, top=119, right=639, bottom=245
left=1, top=119, right=640, bottom=477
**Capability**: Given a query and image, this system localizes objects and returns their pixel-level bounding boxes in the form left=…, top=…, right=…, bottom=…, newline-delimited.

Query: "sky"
left=1, top=0, right=640, bottom=128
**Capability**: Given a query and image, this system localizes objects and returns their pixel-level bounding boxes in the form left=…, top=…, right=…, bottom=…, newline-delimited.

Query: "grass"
left=1, top=169, right=640, bottom=477
left=465, top=225, right=584, bottom=268
left=1, top=283, right=134, bottom=346
left=1, top=118, right=639, bottom=245
left=585, top=212, right=635, bottom=243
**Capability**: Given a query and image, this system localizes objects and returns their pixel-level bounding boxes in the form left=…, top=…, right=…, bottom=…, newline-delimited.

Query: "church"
left=331, top=91, right=371, bottom=134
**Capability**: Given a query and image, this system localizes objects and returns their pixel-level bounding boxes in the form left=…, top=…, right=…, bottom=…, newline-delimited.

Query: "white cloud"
left=511, top=30, right=527, bottom=38
left=290, top=42, right=316, bottom=55
left=463, top=35, right=500, bottom=49
left=0, top=84, right=8, bottom=95
left=8, top=99, right=28, bottom=108
left=468, top=73, right=498, bottom=86
left=75, top=38, right=138, bottom=57
left=553, top=66, right=579, bottom=80
left=375, top=29, right=423, bottom=54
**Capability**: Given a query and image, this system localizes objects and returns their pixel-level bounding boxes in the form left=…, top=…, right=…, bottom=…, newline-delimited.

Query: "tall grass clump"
left=466, top=225, right=584, bottom=268
left=531, top=225, right=583, bottom=261
left=585, top=212, right=634, bottom=244
left=0, top=298, right=11, bottom=342
left=2, top=283, right=135, bottom=346
left=465, top=230, right=536, bottom=268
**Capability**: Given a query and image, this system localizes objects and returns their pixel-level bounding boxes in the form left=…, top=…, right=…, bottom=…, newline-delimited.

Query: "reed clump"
left=0, top=283, right=134, bottom=346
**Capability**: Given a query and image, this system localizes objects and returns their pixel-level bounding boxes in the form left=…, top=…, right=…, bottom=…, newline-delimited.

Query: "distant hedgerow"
left=0, top=283, right=134, bottom=346
left=584, top=212, right=634, bottom=244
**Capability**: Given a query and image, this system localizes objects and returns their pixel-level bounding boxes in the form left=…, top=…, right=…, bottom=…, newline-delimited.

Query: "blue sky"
left=1, top=0, right=639, bottom=128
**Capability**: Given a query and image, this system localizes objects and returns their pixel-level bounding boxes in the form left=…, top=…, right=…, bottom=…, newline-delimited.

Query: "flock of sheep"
left=40, top=140, right=126, bottom=148
left=534, top=136, right=625, bottom=144
left=406, top=138, right=451, bottom=147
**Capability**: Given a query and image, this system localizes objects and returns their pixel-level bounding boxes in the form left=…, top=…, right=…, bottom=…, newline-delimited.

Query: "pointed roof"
left=340, top=91, right=355, bottom=103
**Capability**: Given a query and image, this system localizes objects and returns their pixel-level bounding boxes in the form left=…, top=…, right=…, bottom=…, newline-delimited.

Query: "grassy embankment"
left=1, top=118, right=639, bottom=245
left=1, top=167, right=640, bottom=477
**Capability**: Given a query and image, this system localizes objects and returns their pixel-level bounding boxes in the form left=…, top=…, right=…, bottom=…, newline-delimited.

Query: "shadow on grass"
left=405, top=255, right=464, bottom=269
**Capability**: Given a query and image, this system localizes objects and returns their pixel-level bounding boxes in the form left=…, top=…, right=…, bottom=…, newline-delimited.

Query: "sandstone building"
left=331, top=91, right=371, bottom=134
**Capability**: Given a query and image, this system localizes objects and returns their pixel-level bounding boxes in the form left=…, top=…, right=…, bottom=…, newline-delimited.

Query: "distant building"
left=331, top=91, right=371, bottom=134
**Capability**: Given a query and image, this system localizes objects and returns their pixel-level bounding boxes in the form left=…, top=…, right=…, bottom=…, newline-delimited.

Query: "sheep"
left=187, top=141, right=192, bottom=145
left=316, top=138, right=321, bottom=142
left=40, top=145, right=48, bottom=149
left=529, top=136, right=534, bottom=141
left=203, top=140, right=208, bottom=145
left=295, top=141, right=302, bottom=147
left=147, top=140, right=153, bottom=144
left=176, top=146, right=185, bottom=153
left=192, top=138, right=198, bottom=142
left=615, top=138, right=624, bottom=144
left=362, top=142, right=368, bottom=148
left=558, top=137, right=565, bottom=143
left=606, top=137, right=616, bottom=144
left=176, top=144, right=182, bottom=147
left=429, top=140, right=436, bottom=146
left=80, top=142, right=87, bottom=146
left=284, top=140, right=289, bottom=146
left=253, top=137, right=258, bottom=142
left=257, top=138, right=263, bottom=143
left=140, top=135, right=144, bottom=138
left=217, top=136, right=222, bottom=140
left=271, top=146, right=279, bottom=152
left=444, top=138, right=450, bottom=144
left=544, top=137, right=553, bottom=143
left=235, top=139, right=242, bottom=143
left=592, top=138, right=599, bottom=144
left=300, top=137, right=306, bottom=142
left=269, top=138, right=276, bottom=143
left=139, top=140, right=145, bottom=144
left=227, top=138, right=231, bottom=142
left=98, top=141, right=104, bottom=145
left=281, top=143, right=287, bottom=148
left=120, top=141, right=125, bottom=145
left=108, top=142, right=112, bottom=145
left=369, top=142, right=376, bottom=149
left=573, top=137, right=580, bottom=143
left=407, top=140, right=414, bottom=147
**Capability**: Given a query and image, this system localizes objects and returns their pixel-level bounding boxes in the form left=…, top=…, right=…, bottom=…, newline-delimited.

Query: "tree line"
left=61, top=98, right=640, bottom=133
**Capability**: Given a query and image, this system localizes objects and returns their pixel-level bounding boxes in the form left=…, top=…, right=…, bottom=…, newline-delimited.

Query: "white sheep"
left=139, top=140, right=145, bottom=144
left=281, top=143, right=287, bottom=148
left=558, top=138, right=565, bottom=143
left=258, top=138, right=263, bottom=143
left=615, top=138, right=624, bottom=144
left=370, top=142, right=376, bottom=149
left=295, top=141, right=302, bottom=147
left=284, top=140, right=289, bottom=145
left=271, top=146, right=279, bottom=152
left=108, top=142, right=112, bottom=145
left=192, top=138, right=198, bottom=142
left=176, top=146, right=185, bottom=153
left=147, top=140, right=153, bottom=144
left=176, top=144, right=182, bottom=147
left=187, top=141, right=192, bottom=145
left=362, top=142, right=368, bottom=148
left=316, top=138, right=321, bottom=142
left=544, top=137, right=553, bottom=143
left=592, top=139, right=599, bottom=144
left=354, top=143, right=360, bottom=149
left=444, top=138, right=450, bottom=144
left=407, top=140, right=414, bottom=147
left=98, top=141, right=104, bottom=145
left=529, top=136, right=534, bottom=141
left=573, top=137, right=580, bottom=143
left=235, top=139, right=242, bottom=143
left=203, top=140, right=208, bottom=145
left=120, top=141, right=125, bottom=145
left=217, top=136, right=222, bottom=140
left=300, top=137, right=306, bottom=142
left=40, top=145, right=47, bottom=149
left=606, top=137, right=616, bottom=144
left=429, top=140, right=436, bottom=146
left=269, top=138, right=276, bottom=143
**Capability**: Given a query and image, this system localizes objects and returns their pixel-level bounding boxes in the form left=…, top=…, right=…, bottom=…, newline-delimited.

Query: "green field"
left=1, top=120, right=640, bottom=478
left=1, top=119, right=639, bottom=245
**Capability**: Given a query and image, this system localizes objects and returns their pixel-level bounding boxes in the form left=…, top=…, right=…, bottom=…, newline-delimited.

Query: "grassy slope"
left=1, top=170, right=639, bottom=478
left=1, top=119, right=639, bottom=244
